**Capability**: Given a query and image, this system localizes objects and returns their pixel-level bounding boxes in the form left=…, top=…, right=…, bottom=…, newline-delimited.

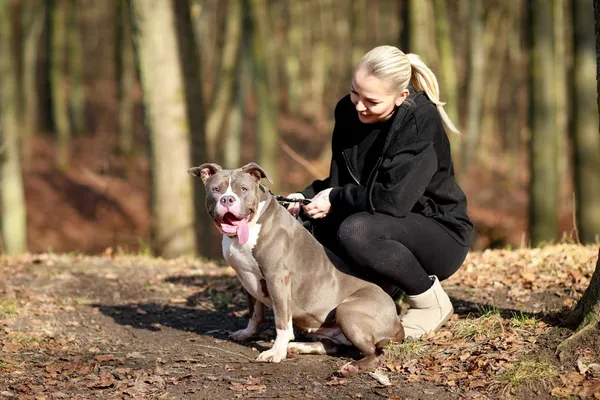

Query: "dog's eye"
left=211, top=187, right=220, bottom=193
left=241, top=186, right=248, bottom=192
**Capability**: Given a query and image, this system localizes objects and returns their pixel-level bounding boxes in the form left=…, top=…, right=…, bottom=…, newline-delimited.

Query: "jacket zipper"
left=342, top=151, right=361, bottom=185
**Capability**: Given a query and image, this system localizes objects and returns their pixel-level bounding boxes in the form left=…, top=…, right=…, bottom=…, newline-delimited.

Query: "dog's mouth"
left=216, top=212, right=253, bottom=244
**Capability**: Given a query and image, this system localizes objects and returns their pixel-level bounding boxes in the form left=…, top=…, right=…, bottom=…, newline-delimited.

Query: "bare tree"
left=0, top=0, right=28, bottom=254
left=50, top=0, right=71, bottom=170
left=131, top=0, right=199, bottom=258
left=573, top=0, right=600, bottom=244
left=528, top=0, right=559, bottom=246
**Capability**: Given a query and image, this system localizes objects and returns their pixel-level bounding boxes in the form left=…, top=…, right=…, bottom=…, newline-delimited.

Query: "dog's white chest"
left=222, top=224, right=271, bottom=307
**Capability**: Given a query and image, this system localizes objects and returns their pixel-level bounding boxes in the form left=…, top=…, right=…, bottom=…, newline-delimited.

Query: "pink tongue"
left=236, top=220, right=249, bottom=244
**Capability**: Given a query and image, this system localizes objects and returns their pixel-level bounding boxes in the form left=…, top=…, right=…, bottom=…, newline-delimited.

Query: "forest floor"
left=1, top=244, right=599, bottom=399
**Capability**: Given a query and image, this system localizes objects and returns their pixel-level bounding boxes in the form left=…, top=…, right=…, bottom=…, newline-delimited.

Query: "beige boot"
left=400, top=276, right=454, bottom=339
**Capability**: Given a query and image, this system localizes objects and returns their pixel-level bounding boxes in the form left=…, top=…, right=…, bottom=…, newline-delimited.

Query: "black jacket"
left=300, top=91, right=473, bottom=246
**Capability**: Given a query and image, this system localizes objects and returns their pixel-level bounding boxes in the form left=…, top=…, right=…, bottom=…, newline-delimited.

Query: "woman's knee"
left=336, top=213, right=378, bottom=253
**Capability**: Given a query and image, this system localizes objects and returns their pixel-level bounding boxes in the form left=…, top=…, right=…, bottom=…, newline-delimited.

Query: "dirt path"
left=1, top=245, right=599, bottom=399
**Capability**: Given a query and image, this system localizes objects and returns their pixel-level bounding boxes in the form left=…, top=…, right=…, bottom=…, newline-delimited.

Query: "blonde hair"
left=356, top=45, right=459, bottom=135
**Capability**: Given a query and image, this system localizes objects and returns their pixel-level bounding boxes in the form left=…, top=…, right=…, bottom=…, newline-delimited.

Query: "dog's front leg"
left=231, top=289, right=264, bottom=341
left=256, top=274, right=294, bottom=363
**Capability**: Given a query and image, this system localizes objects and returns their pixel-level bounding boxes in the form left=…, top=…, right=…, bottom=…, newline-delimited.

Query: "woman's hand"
left=283, top=193, right=305, bottom=217
left=303, top=188, right=333, bottom=219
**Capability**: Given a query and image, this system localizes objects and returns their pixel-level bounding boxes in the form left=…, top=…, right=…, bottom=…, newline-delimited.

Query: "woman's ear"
left=395, top=89, right=410, bottom=106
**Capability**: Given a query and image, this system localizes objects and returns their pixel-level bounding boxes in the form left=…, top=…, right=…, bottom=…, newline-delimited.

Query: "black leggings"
left=305, top=211, right=469, bottom=296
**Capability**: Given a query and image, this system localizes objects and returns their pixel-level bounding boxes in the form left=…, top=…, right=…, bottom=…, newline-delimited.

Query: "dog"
left=188, top=162, right=404, bottom=374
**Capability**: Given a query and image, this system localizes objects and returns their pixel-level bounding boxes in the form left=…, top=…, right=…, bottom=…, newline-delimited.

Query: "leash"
left=273, top=194, right=312, bottom=205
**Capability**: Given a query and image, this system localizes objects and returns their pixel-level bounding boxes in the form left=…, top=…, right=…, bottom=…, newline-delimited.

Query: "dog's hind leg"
left=286, top=339, right=339, bottom=357
left=334, top=289, right=398, bottom=375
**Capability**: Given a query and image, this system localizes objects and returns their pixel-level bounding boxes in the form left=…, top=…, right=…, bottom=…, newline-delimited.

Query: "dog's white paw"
left=256, top=348, right=286, bottom=363
left=230, top=328, right=254, bottom=341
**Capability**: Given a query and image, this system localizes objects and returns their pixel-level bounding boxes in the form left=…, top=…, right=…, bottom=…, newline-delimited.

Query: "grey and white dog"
left=189, top=162, right=404, bottom=374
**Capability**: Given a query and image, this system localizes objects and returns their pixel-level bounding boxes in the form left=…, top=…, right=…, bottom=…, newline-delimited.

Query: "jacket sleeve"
left=329, top=118, right=438, bottom=217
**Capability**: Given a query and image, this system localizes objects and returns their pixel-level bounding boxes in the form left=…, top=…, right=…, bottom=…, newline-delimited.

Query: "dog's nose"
left=220, top=195, right=236, bottom=207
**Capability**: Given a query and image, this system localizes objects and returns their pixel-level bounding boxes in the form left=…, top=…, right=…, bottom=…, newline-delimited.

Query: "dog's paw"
left=337, top=362, right=359, bottom=377
left=256, top=348, right=286, bottom=363
left=230, top=328, right=254, bottom=341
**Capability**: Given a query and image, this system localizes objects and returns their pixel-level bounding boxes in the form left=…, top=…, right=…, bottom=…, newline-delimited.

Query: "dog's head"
left=188, top=162, right=272, bottom=244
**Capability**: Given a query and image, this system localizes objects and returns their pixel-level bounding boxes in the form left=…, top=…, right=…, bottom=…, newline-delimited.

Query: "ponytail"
left=407, top=53, right=460, bottom=135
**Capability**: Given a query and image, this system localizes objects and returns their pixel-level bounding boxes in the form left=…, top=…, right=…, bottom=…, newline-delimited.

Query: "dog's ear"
left=188, top=163, right=222, bottom=184
left=241, top=162, right=273, bottom=184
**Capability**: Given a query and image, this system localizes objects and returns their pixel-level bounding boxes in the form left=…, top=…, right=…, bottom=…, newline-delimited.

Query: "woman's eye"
left=212, top=187, right=220, bottom=193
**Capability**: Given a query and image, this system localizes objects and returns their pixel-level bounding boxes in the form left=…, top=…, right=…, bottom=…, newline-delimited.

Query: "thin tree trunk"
left=554, top=0, right=570, bottom=222
left=21, top=0, right=45, bottom=170
left=310, top=0, right=330, bottom=124
left=248, top=0, right=279, bottom=192
left=50, top=0, right=71, bottom=171
left=0, top=1, right=28, bottom=254
left=351, top=0, right=367, bottom=65
left=480, top=10, right=507, bottom=167
left=529, top=0, right=559, bottom=246
left=223, top=14, right=251, bottom=170
left=559, top=0, right=600, bottom=340
left=573, top=0, right=600, bottom=243
left=205, top=0, right=241, bottom=161
left=506, top=0, right=525, bottom=181
left=117, top=0, right=136, bottom=157
left=130, top=0, right=197, bottom=258
left=463, top=0, right=485, bottom=169
left=434, top=0, right=459, bottom=129
left=173, top=0, right=211, bottom=259
left=68, top=0, right=85, bottom=136
left=285, top=0, right=303, bottom=115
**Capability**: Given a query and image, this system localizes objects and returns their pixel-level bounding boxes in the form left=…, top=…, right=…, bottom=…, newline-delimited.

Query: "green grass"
left=210, top=293, right=233, bottom=310
left=451, top=306, right=504, bottom=340
left=509, top=311, right=539, bottom=329
left=494, top=359, right=558, bottom=389
left=385, top=338, right=432, bottom=361
left=7, top=332, right=42, bottom=344
left=0, top=300, right=19, bottom=319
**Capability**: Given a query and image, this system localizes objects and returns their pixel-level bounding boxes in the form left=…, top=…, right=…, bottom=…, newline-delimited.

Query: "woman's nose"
left=355, top=101, right=366, bottom=112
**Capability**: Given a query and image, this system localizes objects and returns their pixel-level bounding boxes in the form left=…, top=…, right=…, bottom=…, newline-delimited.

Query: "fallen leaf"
left=126, top=352, right=144, bottom=359
left=89, top=373, right=115, bottom=389
left=551, top=386, right=573, bottom=397
left=579, top=381, right=600, bottom=398
left=369, top=370, right=391, bottom=387
left=325, top=377, right=347, bottom=386
left=95, top=354, right=116, bottom=362
left=2, top=343, right=22, bottom=352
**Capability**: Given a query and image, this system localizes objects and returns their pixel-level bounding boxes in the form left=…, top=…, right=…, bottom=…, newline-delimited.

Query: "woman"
left=285, top=45, right=473, bottom=339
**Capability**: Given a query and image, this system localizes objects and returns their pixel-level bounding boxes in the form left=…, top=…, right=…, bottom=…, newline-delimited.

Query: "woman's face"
left=350, top=67, right=408, bottom=124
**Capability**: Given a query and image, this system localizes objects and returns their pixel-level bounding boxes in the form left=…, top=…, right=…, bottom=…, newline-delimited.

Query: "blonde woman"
left=285, top=45, right=473, bottom=339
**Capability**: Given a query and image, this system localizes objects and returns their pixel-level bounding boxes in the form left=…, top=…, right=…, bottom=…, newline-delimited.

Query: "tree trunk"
left=50, top=0, right=71, bottom=171
left=528, top=0, right=559, bottom=246
left=0, top=0, right=28, bottom=254
left=130, top=0, right=198, bottom=258
left=573, top=0, right=600, bottom=244
left=285, top=0, right=303, bottom=115
left=564, top=249, right=600, bottom=331
left=558, top=0, right=600, bottom=344
left=434, top=0, right=459, bottom=131
left=248, top=0, right=279, bottom=192
left=222, top=12, right=251, bottom=170
left=20, top=0, right=45, bottom=170
left=116, top=0, right=136, bottom=157
left=205, top=0, right=241, bottom=161
left=68, top=0, right=85, bottom=136
left=463, top=0, right=485, bottom=169
left=172, top=0, right=212, bottom=259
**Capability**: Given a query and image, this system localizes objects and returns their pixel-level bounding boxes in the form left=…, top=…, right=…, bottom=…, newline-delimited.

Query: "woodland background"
left=0, top=0, right=599, bottom=260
